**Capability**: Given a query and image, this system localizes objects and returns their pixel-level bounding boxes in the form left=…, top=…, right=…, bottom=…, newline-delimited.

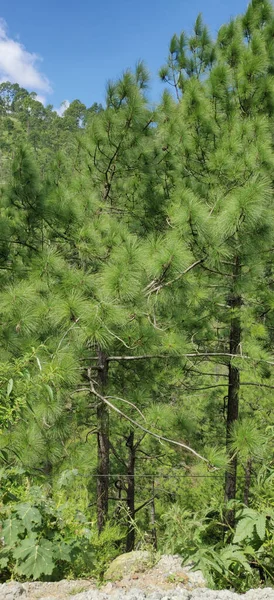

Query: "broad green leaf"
left=233, top=517, right=254, bottom=543
left=201, top=556, right=223, bottom=574
left=244, top=545, right=256, bottom=556
left=220, top=546, right=252, bottom=573
left=52, top=540, right=72, bottom=562
left=255, top=514, right=266, bottom=540
left=2, top=517, right=25, bottom=545
left=15, top=503, right=42, bottom=531
left=14, top=536, right=55, bottom=579
left=0, top=550, right=10, bottom=568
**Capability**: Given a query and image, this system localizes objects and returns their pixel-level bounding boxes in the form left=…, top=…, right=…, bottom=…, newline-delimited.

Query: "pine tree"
left=155, top=0, right=274, bottom=524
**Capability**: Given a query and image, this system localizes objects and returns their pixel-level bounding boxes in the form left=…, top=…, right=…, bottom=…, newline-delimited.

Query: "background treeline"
left=1, top=0, right=274, bottom=590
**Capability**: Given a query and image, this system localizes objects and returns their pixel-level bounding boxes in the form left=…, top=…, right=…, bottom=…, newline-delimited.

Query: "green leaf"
left=6, top=378, right=13, bottom=397
left=15, top=503, right=42, bottom=531
left=14, top=536, right=55, bottom=579
left=233, top=517, right=255, bottom=543
left=0, top=549, right=10, bottom=568
left=2, top=517, right=25, bottom=545
left=52, top=540, right=72, bottom=562
left=44, top=384, right=54, bottom=401
left=255, top=514, right=266, bottom=540
left=220, top=545, right=252, bottom=573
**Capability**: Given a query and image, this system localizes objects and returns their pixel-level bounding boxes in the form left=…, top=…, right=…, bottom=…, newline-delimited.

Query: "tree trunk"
left=225, top=257, right=241, bottom=526
left=244, top=457, right=252, bottom=506
left=150, top=479, right=157, bottom=550
left=126, top=430, right=136, bottom=552
left=96, top=349, right=109, bottom=534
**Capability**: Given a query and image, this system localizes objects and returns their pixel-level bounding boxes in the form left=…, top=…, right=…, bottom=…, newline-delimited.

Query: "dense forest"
left=1, top=0, right=274, bottom=592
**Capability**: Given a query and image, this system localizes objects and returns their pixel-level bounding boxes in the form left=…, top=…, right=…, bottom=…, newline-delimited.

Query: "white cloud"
left=35, top=94, right=46, bottom=106
left=54, top=99, right=70, bottom=116
left=0, top=18, right=51, bottom=93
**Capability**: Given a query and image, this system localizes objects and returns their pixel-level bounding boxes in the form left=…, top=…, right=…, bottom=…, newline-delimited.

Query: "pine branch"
left=106, top=353, right=274, bottom=366
left=83, top=353, right=274, bottom=366
left=178, top=382, right=274, bottom=392
left=145, top=258, right=204, bottom=295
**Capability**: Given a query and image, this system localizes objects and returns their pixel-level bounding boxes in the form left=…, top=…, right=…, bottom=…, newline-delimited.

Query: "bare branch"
left=89, top=383, right=212, bottom=465
left=85, top=428, right=97, bottom=442
left=106, top=395, right=146, bottom=421
left=107, top=353, right=274, bottom=366
left=102, top=322, right=136, bottom=349
left=109, top=441, right=127, bottom=468
left=81, top=353, right=274, bottom=367
left=134, top=498, right=154, bottom=514
left=56, top=318, right=80, bottom=353
left=177, top=382, right=274, bottom=392
left=145, top=259, right=204, bottom=296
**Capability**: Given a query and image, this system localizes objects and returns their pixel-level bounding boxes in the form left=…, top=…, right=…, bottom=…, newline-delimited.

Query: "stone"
left=0, top=582, right=26, bottom=599
left=104, top=551, right=157, bottom=582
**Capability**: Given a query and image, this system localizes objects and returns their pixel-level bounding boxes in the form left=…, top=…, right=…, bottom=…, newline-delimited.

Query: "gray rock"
left=69, top=593, right=102, bottom=600
left=38, top=597, right=59, bottom=600
left=127, top=588, right=146, bottom=600
left=189, top=589, right=274, bottom=600
left=104, top=551, right=157, bottom=582
left=190, top=590, right=239, bottom=600
left=61, top=589, right=274, bottom=600
left=0, top=583, right=26, bottom=600
left=244, top=590, right=274, bottom=600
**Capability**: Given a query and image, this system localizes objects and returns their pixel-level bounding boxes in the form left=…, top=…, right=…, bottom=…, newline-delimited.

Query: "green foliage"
left=162, top=502, right=274, bottom=591
left=1, top=0, right=274, bottom=592
left=0, top=480, right=122, bottom=581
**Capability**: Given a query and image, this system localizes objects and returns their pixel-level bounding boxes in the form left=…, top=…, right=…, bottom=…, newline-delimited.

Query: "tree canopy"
left=1, top=0, right=274, bottom=591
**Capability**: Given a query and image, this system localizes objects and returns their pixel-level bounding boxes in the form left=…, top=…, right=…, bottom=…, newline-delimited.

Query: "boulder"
left=104, top=551, right=157, bottom=581
left=0, top=582, right=26, bottom=599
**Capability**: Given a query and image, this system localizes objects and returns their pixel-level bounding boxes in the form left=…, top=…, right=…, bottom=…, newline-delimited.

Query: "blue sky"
left=0, top=0, right=249, bottom=111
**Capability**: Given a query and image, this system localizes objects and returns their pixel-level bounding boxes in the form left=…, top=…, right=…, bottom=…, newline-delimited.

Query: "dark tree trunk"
left=97, top=349, right=109, bottom=534
left=126, top=430, right=136, bottom=552
left=244, top=458, right=252, bottom=506
left=150, top=479, right=157, bottom=550
left=225, top=257, right=241, bottom=526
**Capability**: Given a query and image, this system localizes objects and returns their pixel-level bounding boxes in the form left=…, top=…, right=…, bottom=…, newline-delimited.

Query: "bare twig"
left=56, top=318, right=80, bottom=353
left=145, top=259, right=204, bottom=296
left=106, top=395, right=146, bottom=421
left=89, top=383, right=212, bottom=465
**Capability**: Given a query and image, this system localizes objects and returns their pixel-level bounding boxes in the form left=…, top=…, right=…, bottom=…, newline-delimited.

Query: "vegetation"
left=1, top=0, right=274, bottom=591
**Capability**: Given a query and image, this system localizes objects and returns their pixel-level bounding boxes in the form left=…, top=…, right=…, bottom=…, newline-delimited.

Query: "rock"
left=102, top=582, right=113, bottom=594
left=245, top=591, right=274, bottom=600
left=0, top=582, right=26, bottom=599
left=190, top=590, right=244, bottom=599
left=126, top=587, right=146, bottom=600
left=38, top=597, right=58, bottom=600
left=104, top=551, right=157, bottom=582
left=152, top=554, right=206, bottom=590
left=183, top=563, right=206, bottom=589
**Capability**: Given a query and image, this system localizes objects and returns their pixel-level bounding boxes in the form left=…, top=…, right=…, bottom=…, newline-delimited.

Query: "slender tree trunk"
left=150, top=479, right=157, bottom=550
left=126, top=430, right=136, bottom=552
left=225, top=257, right=241, bottom=526
left=97, top=349, right=109, bottom=534
left=244, top=457, right=252, bottom=506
